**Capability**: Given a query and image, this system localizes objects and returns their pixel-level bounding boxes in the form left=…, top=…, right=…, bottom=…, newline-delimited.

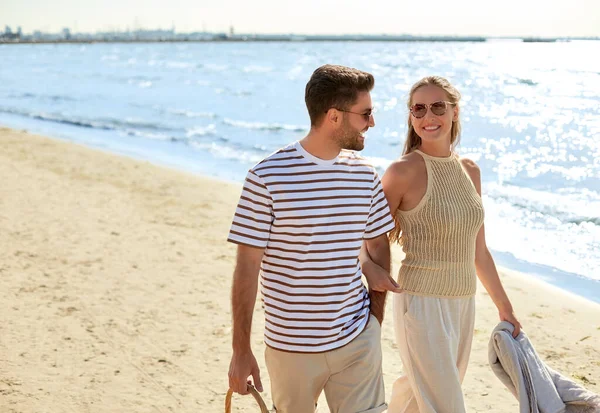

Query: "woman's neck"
left=417, top=141, right=452, bottom=157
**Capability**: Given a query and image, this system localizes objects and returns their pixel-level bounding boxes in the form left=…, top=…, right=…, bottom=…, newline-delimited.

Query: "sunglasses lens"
left=412, top=105, right=427, bottom=118
left=431, top=101, right=448, bottom=116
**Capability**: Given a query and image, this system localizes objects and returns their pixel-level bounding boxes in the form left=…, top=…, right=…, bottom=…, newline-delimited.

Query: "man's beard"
left=336, top=120, right=365, bottom=151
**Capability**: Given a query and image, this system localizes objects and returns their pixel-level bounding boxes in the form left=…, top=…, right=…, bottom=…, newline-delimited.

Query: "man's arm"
left=360, top=160, right=410, bottom=323
left=363, top=234, right=398, bottom=324
left=228, top=244, right=265, bottom=394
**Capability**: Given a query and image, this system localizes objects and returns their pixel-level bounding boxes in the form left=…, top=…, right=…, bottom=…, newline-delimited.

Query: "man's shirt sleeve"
left=364, top=171, right=395, bottom=239
left=227, top=170, right=273, bottom=248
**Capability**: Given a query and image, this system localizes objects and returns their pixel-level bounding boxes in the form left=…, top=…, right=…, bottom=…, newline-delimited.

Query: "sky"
left=2, top=0, right=599, bottom=37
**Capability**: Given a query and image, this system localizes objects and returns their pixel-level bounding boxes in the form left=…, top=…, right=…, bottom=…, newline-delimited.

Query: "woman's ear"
left=453, top=105, right=459, bottom=122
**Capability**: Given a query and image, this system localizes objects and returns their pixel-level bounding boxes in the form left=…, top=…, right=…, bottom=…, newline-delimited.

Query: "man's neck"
left=299, top=131, right=341, bottom=161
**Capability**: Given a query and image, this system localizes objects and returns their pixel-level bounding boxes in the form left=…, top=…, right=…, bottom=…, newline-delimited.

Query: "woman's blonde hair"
left=390, top=76, right=462, bottom=244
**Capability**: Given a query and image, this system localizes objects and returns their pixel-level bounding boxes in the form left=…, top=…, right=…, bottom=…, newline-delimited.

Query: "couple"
left=226, top=64, right=522, bottom=413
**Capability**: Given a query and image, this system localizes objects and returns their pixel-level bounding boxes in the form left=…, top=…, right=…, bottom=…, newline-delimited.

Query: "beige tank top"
left=396, top=150, right=485, bottom=297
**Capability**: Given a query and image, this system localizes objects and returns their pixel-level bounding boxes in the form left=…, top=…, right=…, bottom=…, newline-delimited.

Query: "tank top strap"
left=413, top=149, right=457, bottom=163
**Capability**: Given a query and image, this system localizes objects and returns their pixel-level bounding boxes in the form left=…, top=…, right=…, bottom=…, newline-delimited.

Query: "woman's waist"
left=399, top=258, right=476, bottom=272
left=397, top=264, right=477, bottom=297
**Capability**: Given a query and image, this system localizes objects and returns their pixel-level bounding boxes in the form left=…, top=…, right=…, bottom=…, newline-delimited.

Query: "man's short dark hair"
left=305, top=64, right=375, bottom=126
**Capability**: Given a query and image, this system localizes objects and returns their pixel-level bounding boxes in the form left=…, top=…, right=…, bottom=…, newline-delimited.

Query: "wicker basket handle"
left=225, top=384, right=270, bottom=413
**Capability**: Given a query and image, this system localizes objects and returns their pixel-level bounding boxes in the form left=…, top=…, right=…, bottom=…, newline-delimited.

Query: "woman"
left=362, top=76, right=522, bottom=413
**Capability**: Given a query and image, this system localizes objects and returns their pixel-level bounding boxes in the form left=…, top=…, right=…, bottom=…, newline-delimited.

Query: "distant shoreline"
left=3, top=37, right=489, bottom=44
left=2, top=35, right=597, bottom=45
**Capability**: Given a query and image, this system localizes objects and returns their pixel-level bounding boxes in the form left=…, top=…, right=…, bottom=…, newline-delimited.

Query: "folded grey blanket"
left=488, top=321, right=600, bottom=413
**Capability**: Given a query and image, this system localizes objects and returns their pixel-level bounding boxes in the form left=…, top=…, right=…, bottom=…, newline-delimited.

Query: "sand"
left=1, top=126, right=598, bottom=413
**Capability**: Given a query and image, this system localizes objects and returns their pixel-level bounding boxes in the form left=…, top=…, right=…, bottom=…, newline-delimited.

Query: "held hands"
left=228, top=350, right=263, bottom=395
left=499, top=308, right=522, bottom=338
left=362, top=259, right=403, bottom=293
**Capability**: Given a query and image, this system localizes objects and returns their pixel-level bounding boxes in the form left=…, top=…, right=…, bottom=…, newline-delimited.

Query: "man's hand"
left=229, top=245, right=265, bottom=395
left=369, top=289, right=385, bottom=325
left=228, top=350, right=263, bottom=395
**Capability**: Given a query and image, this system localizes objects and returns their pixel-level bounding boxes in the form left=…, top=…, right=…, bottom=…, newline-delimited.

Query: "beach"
left=1, top=126, right=599, bottom=413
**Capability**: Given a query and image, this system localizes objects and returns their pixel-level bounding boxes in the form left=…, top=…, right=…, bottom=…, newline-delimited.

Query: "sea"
left=1, top=40, right=599, bottom=302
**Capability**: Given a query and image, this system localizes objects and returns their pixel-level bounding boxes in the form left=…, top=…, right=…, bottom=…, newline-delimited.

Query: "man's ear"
left=325, top=108, right=340, bottom=126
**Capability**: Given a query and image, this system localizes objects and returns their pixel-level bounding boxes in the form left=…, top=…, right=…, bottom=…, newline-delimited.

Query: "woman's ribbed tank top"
left=396, top=150, right=485, bottom=297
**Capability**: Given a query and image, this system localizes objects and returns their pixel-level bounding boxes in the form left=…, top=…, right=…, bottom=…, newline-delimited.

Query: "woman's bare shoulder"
left=458, top=156, right=480, bottom=171
left=458, top=156, right=481, bottom=178
left=458, top=156, right=482, bottom=191
left=386, top=152, right=423, bottom=180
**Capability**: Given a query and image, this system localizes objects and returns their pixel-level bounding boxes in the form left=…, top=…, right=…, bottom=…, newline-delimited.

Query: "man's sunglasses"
left=409, top=101, right=455, bottom=119
left=326, top=108, right=375, bottom=122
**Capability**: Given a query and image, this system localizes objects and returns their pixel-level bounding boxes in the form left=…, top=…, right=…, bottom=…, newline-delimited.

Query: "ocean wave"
left=190, top=141, right=265, bottom=164
left=7, top=92, right=77, bottom=102
left=186, top=125, right=217, bottom=137
left=566, top=217, right=600, bottom=226
left=223, top=118, right=308, bottom=133
left=0, top=106, right=173, bottom=133
left=166, top=109, right=217, bottom=119
left=517, top=78, right=538, bottom=86
left=120, top=130, right=180, bottom=142
left=130, top=80, right=153, bottom=88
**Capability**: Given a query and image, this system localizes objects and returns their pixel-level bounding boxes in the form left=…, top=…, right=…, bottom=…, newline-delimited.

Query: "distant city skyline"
left=2, top=0, right=600, bottom=37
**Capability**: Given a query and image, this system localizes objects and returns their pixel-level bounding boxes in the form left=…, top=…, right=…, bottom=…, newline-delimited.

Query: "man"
left=227, top=64, right=401, bottom=413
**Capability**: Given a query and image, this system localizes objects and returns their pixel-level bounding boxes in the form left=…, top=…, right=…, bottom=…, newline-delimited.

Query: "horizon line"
left=2, top=26, right=599, bottom=40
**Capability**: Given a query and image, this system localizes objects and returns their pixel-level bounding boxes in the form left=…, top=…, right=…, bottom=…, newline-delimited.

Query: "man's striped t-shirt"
left=227, top=141, right=395, bottom=353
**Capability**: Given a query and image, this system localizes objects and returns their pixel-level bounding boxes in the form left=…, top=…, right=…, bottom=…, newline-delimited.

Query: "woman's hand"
left=499, top=308, right=522, bottom=338
left=362, top=259, right=403, bottom=293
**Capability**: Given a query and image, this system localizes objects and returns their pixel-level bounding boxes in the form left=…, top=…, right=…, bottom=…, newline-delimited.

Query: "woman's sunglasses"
left=409, top=101, right=455, bottom=119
